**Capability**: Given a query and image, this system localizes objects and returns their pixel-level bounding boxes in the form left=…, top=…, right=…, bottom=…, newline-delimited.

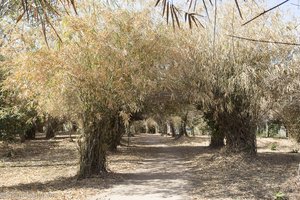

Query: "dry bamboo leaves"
left=155, top=0, right=204, bottom=29
left=1, top=0, right=295, bottom=45
left=155, top=0, right=291, bottom=29
left=13, top=0, right=77, bottom=46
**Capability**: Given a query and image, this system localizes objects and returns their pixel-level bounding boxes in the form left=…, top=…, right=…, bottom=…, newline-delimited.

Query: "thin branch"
left=242, top=0, right=290, bottom=26
left=228, top=34, right=300, bottom=46
left=234, top=0, right=243, bottom=19
left=202, top=0, right=210, bottom=21
left=291, top=3, right=300, bottom=7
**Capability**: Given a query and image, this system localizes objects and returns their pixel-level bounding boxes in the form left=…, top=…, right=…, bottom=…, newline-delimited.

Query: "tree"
left=0, top=59, right=40, bottom=142
left=263, top=49, right=300, bottom=142
left=163, top=4, right=297, bottom=154
left=3, top=6, right=176, bottom=178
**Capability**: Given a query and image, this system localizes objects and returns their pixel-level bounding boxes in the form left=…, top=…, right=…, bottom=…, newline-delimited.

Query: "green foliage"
left=0, top=55, right=38, bottom=142
left=270, top=143, right=277, bottom=151
left=274, top=191, right=288, bottom=200
left=0, top=102, right=38, bottom=142
left=269, top=123, right=282, bottom=137
left=0, top=108, right=22, bottom=141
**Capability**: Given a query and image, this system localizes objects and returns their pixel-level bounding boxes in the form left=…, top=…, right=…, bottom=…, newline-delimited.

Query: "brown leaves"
left=16, top=11, right=25, bottom=23
left=6, top=8, right=176, bottom=119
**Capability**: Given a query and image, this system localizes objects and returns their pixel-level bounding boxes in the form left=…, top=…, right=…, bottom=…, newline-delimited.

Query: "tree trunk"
left=191, top=126, right=195, bottom=136
left=108, top=116, right=125, bottom=152
left=204, top=109, right=225, bottom=148
left=219, top=109, right=257, bottom=155
left=78, top=118, right=108, bottom=179
left=155, top=117, right=166, bottom=135
left=225, top=125, right=256, bottom=154
left=19, top=132, right=26, bottom=143
left=144, top=123, right=149, bottom=133
left=169, top=121, right=176, bottom=137
left=181, top=113, right=189, bottom=136
left=178, top=115, right=188, bottom=139
left=36, top=118, right=44, bottom=133
left=25, top=125, right=36, bottom=140
left=160, top=122, right=168, bottom=135
left=177, top=124, right=187, bottom=138
left=210, top=130, right=225, bottom=148
left=45, top=116, right=58, bottom=139
left=265, top=121, right=269, bottom=137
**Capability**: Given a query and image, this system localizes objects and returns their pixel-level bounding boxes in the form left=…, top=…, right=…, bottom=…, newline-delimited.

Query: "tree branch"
left=242, top=0, right=290, bottom=26
left=228, top=34, right=300, bottom=46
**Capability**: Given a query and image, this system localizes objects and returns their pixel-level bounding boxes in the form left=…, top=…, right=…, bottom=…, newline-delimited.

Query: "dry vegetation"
left=1, top=1, right=300, bottom=200
left=0, top=133, right=299, bottom=200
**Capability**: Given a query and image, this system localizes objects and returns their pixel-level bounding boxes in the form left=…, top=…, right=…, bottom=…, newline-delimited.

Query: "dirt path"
left=90, top=134, right=197, bottom=200
left=89, top=134, right=300, bottom=200
left=0, top=133, right=299, bottom=200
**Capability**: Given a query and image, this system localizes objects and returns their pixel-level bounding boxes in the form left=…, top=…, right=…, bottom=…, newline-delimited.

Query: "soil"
left=0, top=133, right=299, bottom=200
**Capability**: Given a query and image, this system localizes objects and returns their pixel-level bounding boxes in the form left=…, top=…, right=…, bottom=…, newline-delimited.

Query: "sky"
left=169, top=0, right=300, bottom=21
left=266, top=0, right=300, bottom=18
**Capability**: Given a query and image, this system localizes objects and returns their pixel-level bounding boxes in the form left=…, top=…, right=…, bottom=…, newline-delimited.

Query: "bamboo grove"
left=1, top=1, right=300, bottom=178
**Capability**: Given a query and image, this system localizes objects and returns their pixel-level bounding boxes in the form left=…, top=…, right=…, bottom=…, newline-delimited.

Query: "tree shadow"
left=0, top=139, right=78, bottom=165
left=1, top=134, right=299, bottom=200
left=0, top=173, right=119, bottom=192
left=0, top=162, right=77, bottom=168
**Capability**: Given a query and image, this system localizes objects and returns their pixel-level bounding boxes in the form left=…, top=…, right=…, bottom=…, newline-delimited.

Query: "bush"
left=0, top=108, right=25, bottom=141
left=0, top=99, right=38, bottom=142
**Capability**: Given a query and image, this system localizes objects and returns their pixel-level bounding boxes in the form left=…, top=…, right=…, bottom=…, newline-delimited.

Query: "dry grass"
left=0, top=133, right=299, bottom=200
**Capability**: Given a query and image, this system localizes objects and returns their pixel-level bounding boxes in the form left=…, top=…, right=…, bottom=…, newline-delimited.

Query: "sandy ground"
left=0, top=133, right=299, bottom=200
